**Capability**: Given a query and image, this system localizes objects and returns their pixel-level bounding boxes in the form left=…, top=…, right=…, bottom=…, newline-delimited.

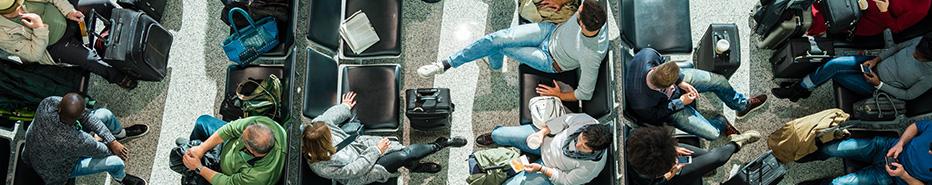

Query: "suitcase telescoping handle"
left=86, top=9, right=114, bottom=47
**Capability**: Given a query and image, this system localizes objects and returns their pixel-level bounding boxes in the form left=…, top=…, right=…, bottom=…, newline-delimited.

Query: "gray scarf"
left=562, top=125, right=604, bottom=161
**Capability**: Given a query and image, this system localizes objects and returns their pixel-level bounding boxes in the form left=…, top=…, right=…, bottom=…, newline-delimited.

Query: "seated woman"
left=808, top=0, right=931, bottom=37
left=0, top=0, right=136, bottom=89
left=302, top=92, right=466, bottom=185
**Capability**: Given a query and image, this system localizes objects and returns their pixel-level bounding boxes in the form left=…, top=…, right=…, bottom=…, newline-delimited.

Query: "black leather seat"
left=905, top=88, right=932, bottom=117
left=0, top=62, right=90, bottom=109
left=339, top=64, right=402, bottom=134
left=340, top=0, right=402, bottom=59
left=303, top=48, right=340, bottom=119
left=221, top=52, right=296, bottom=123
left=618, top=0, right=692, bottom=54
left=306, top=0, right=341, bottom=52
left=260, top=0, right=297, bottom=60
left=518, top=51, right=614, bottom=124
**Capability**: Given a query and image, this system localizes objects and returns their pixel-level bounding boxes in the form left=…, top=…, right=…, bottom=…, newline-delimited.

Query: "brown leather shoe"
left=713, top=115, right=740, bottom=136
left=475, top=133, right=494, bottom=146
left=737, top=95, right=767, bottom=119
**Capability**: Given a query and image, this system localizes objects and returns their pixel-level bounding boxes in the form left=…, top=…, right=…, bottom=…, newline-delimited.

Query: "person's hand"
left=864, top=57, right=880, bottom=68
left=107, top=141, right=129, bottom=160
left=341, top=91, right=357, bottom=109
left=536, top=80, right=564, bottom=98
left=873, top=0, right=889, bottom=12
left=675, top=147, right=694, bottom=156
left=539, top=0, right=565, bottom=10
left=887, top=144, right=904, bottom=158
left=185, top=145, right=206, bottom=160
left=680, top=93, right=697, bottom=105
left=524, top=163, right=543, bottom=173
left=20, top=13, right=45, bottom=29
left=665, top=163, right=686, bottom=180
left=182, top=152, right=202, bottom=171
left=678, top=83, right=699, bottom=98
left=863, top=72, right=881, bottom=86
left=886, top=162, right=906, bottom=177
left=376, top=137, right=390, bottom=155
left=66, top=10, right=84, bottom=22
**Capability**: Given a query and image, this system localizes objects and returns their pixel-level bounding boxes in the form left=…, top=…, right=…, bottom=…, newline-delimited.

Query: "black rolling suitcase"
left=98, top=8, right=173, bottom=81
left=818, top=0, right=861, bottom=35
left=695, top=23, right=741, bottom=79
left=771, top=36, right=834, bottom=79
left=750, top=0, right=815, bottom=49
left=117, top=0, right=166, bottom=22
left=405, top=88, right=454, bottom=131
left=723, top=151, right=787, bottom=185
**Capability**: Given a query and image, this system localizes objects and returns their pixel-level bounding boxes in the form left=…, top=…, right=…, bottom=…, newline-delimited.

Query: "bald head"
left=59, top=93, right=85, bottom=125
left=243, top=123, right=275, bottom=156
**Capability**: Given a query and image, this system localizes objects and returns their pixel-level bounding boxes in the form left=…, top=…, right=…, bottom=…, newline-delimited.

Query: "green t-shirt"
left=15, top=2, right=67, bottom=44
left=214, top=116, right=287, bottom=185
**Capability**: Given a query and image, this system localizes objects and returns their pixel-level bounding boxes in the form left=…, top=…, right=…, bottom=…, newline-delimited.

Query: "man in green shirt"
left=181, top=115, right=286, bottom=185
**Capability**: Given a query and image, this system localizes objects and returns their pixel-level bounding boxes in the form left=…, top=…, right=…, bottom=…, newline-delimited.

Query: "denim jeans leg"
left=669, top=106, right=723, bottom=140
left=833, top=72, right=877, bottom=96
left=499, top=46, right=556, bottom=73
left=90, top=109, right=123, bottom=136
left=71, top=156, right=126, bottom=181
left=504, top=159, right=551, bottom=185
left=830, top=164, right=895, bottom=185
left=447, top=23, right=556, bottom=68
left=681, top=68, right=749, bottom=111
left=819, top=137, right=898, bottom=163
left=490, top=124, right=541, bottom=155
left=801, top=56, right=873, bottom=90
left=189, top=115, right=228, bottom=141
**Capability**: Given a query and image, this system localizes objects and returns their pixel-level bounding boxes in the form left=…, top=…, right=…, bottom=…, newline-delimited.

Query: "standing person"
left=417, top=0, right=608, bottom=101
left=24, top=93, right=149, bottom=185
left=180, top=114, right=287, bottom=185
left=624, top=48, right=768, bottom=140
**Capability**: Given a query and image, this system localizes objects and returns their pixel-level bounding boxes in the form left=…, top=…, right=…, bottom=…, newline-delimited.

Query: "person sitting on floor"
left=802, top=120, right=932, bottom=185
left=24, top=93, right=149, bottom=185
left=773, top=33, right=932, bottom=102
left=808, top=0, right=931, bottom=37
left=474, top=113, right=612, bottom=185
left=625, top=125, right=761, bottom=185
left=623, top=48, right=768, bottom=141
left=180, top=114, right=286, bottom=185
left=302, top=92, right=467, bottom=185
left=417, top=0, right=607, bottom=102
left=0, top=0, right=137, bottom=89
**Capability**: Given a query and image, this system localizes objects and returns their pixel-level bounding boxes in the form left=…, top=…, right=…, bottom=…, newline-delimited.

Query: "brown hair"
left=579, top=0, right=607, bottom=32
left=303, top=121, right=336, bottom=163
left=650, top=62, right=680, bottom=88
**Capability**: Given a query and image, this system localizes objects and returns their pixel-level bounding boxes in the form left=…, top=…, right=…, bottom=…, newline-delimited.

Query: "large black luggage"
left=751, top=0, right=814, bottom=49
left=117, top=0, right=166, bottom=22
left=405, top=88, right=454, bottom=131
left=101, top=8, right=172, bottom=81
left=723, top=151, right=787, bottom=185
left=770, top=37, right=834, bottom=79
left=695, top=23, right=741, bottom=79
left=818, top=0, right=862, bottom=36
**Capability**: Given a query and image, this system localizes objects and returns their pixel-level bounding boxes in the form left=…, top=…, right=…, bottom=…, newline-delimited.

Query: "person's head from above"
left=625, top=126, right=677, bottom=178
left=575, top=124, right=612, bottom=153
left=577, top=0, right=606, bottom=37
left=242, top=123, right=275, bottom=158
left=647, top=61, right=681, bottom=93
left=915, top=33, right=932, bottom=62
left=303, top=121, right=335, bottom=163
left=58, top=93, right=86, bottom=126
left=0, top=0, right=22, bottom=19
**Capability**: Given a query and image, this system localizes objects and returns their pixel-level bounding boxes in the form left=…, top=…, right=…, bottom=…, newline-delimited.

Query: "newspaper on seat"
left=340, top=10, right=380, bottom=54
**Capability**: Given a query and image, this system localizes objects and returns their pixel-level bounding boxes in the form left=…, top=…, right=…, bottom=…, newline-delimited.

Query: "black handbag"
left=169, top=139, right=222, bottom=185
left=818, top=0, right=862, bottom=36
left=853, top=91, right=906, bottom=121
left=723, top=151, right=787, bottom=185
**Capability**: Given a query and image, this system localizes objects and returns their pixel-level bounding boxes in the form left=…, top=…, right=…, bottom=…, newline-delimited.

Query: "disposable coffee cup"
left=526, top=132, right=543, bottom=150
left=715, top=39, right=730, bottom=54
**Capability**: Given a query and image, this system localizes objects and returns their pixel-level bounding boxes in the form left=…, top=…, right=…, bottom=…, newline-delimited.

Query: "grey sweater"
left=876, top=37, right=932, bottom=100
left=548, top=12, right=610, bottom=101
left=540, top=114, right=607, bottom=185
left=305, top=104, right=403, bottom=185
left=24, top=97, right=116, bottom=185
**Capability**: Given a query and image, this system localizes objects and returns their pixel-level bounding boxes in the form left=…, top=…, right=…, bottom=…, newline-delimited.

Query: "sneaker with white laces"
left=417, top=61, right=446, bottom=78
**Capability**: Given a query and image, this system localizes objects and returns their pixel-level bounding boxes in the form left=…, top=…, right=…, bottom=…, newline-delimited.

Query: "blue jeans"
left=90, top=109, right=124, bottom=137
left=491, top=125, right=551, bottom=185
left=802, top=56, right=877, bottom=96
left=819, top=137, right=899, bottom=185
left=669, top=68, right=750, bottom=140
left=71, top=155, right=126, bottom=181
left=447, top=23, right=557, bottom=73
left=190, top=115, right=227, bottom=141
left=504, top=159, right=551, bottom=185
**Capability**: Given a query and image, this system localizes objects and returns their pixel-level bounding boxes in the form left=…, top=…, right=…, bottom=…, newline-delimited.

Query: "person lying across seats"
left=623, top=48, right=768, bottom=141
left=773, top=33, right=932, bottom=102
left=180, top=113, right=286, bottom=184
left=474, top=112, right=612, bottom=185
left=626, top=125, right=761, bottom=185
left=24, top=93, right=149, bottom=185
left=417, top=0, right=607, bottom=102
left=801, top=120, right=932, bottom=184
left=808, top=0, right=931, bottom=37
left=302, top=92, right=467, bottom=185
left=0, top=0, right=137, bottom=89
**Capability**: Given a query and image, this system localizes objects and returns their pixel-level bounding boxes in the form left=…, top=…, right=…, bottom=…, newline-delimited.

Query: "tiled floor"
left=71, top=0, right=861, bottom=184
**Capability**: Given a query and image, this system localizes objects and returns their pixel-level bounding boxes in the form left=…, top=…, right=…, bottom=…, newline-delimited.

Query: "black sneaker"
left=736, top=95, right=767, bottom=119
left=407, top=162, right=442, bottom=173
left=771, top=83, right=811, bottom=102
left=119, top=174, right=147, bottom=185
left=435, top=137, right=467, bottom=148
left=118, top=124, right=149, bottom=141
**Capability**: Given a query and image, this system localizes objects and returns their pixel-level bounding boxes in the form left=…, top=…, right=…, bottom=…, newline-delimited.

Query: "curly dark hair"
left=579, top=0, right=607, bottom=32
left=582, top=124, right=612, bottom=151
left=625, top=126, right=677, bottom=178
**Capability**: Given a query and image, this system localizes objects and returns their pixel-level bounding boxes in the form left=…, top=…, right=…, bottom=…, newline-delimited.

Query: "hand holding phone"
left=885, top=156, right=898, bottom=170
left=677, top=156, right=692, bottom=164
left=861, top=64, right=873, bottom=74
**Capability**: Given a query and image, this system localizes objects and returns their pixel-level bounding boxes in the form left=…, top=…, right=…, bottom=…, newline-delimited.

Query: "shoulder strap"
left=335, top=113, right=362, bottom=152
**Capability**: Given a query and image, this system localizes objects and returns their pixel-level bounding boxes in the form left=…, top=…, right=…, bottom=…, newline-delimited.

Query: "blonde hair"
left=650, top=62, right=680, bottom=88
left=303, top=122, right=336, bottom=163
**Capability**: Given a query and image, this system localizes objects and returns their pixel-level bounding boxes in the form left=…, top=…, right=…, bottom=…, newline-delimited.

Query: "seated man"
left=475, top=114, right=612, bottom=185
left=804, top=120, right=932, bottom=184
left=626, top=126, right=761, bottom=185
left=24, top=93, right=149, bottom=185
left=180, top=115, right=286, bottom=185
left=808, top=0, right=931, bottom=37
left=0, top=0, right=136, bottom=89
left=623, top=48, right=767, bottom=140
left=302, top=92, right=467, bottom=185
left=417, top=0, right=607, bottom=101
left=773, top=33, right=932, bottom=102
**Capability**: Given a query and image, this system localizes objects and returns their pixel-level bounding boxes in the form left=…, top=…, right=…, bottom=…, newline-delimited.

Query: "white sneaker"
left=417, top=62, right=446, bottom=78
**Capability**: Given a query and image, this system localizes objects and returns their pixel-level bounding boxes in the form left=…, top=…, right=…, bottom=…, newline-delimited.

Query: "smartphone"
left=676, top=156, right=692, bottom=164
left=885, top=156, right=898, bottom=170
left=861, top=64, right=873, bottom=74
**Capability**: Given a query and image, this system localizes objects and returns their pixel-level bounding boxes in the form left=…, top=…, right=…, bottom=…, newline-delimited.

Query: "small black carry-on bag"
left=405, top=88, right=455, bottom=131
left=117, top=0, right=166, bottom=22
left=89, top=8, right=173, bottom=82
left=723, top=151, right=787, bottom=185
left=818, top=0, right=862, bottom=36
left=770, top=36, right=834, bottom=79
